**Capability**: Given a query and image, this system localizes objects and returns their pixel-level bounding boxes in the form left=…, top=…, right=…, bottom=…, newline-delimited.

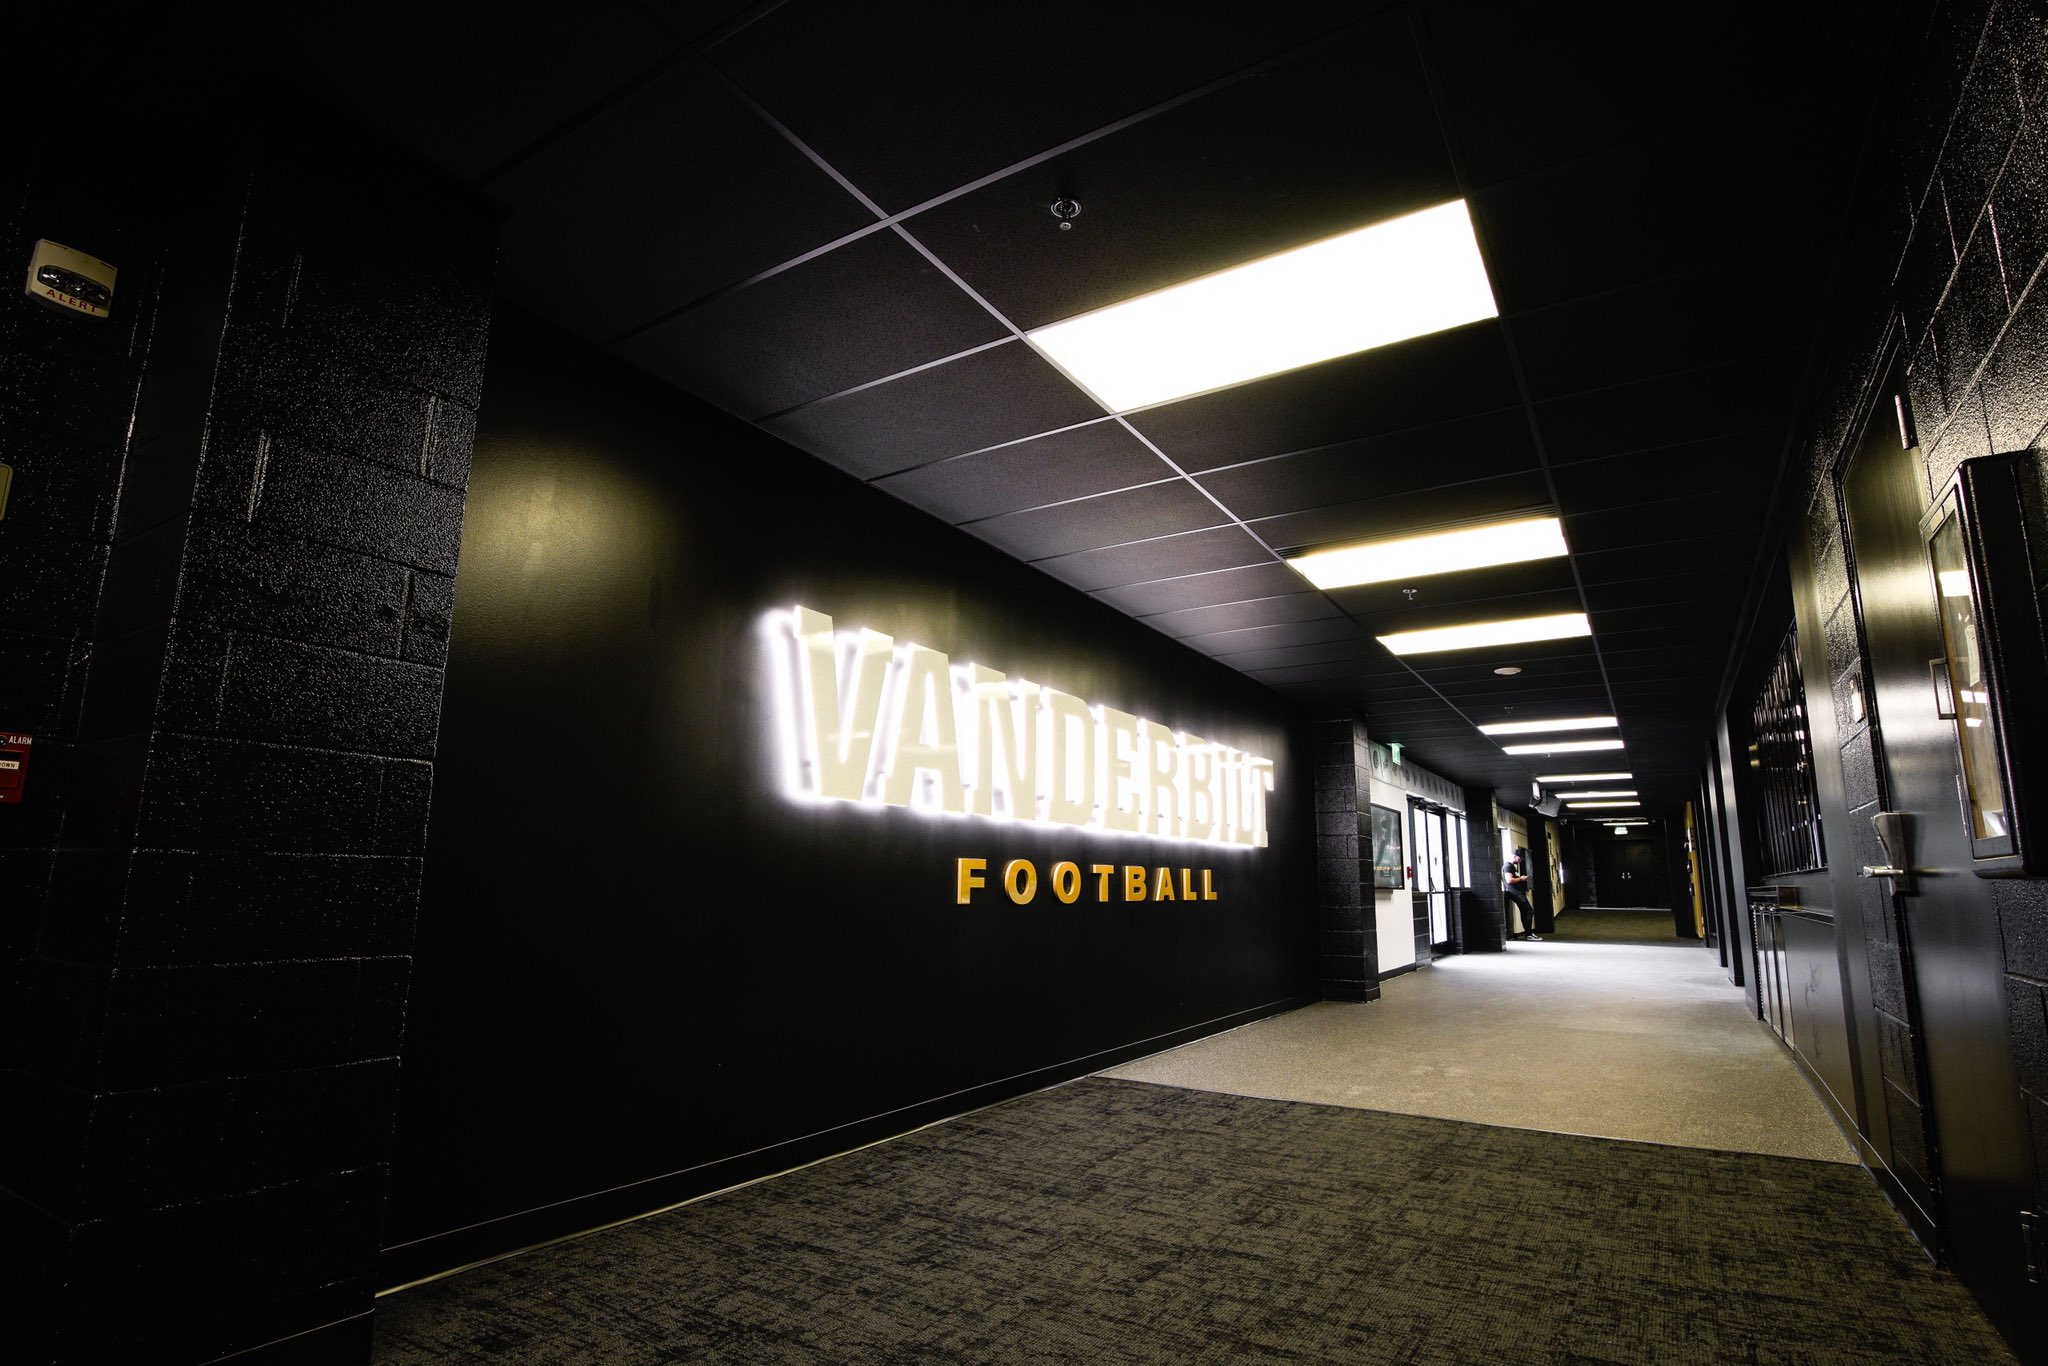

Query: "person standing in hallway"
left=1505, top=848, right=1541, bottom=941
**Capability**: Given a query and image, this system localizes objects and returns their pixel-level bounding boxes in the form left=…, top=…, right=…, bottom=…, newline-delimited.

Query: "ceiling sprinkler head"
left=1050, top=197, right=1082, bottom=230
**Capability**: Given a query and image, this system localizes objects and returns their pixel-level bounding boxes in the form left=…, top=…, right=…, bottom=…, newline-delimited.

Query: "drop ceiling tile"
left=1573, top=532, right=1757, bottom=584
left=1414, top=657, right=1608, bottom=688
left=1506, top=258, right=1826, bottom=402
left=1128, top=323, right=1519, bottom=474
left=610, top=230, right=1010, bottom=419
left=1249, top=661, right=1392, bottom=687
left=249, top=5, right=684, bottom=182
left=1597, top=624, right=1712, bottom=654
left=1593, top=603, right=1738, bottom=637
left=1195, top=409, right=1541, bottom=521
left=1322, top=558, right=1581, bottom=618
left=1091, top=562, right=1308, bottom=615
left=1250, top=471, right=1554, bottom=556
left=1222, top=637, right=1395, bottom=672
left=765, top=341, right=1100, bottom=480
left=909, top=15, right=1455, bottom=328
left=1144, top=592, right=1345, bottom=640
left=1035, top=525, right=1272, bottom=593
left=644, top=1, right=760, bottom=40
left=1427, top=3, right=1873, bottom=185
left=1469, top=107, right=1850, bottom=313
left=712, top=1, right=1362, bottom=212
left=1185, top=617, right=1367, bottom=657
left=490, top=56, right=875, bottom=343
left=1400, top=636, right=1602, bottom=670
left=1533, top=355, right=1804, bottom=468
left=967, top=480, right=1226, bottom=560
left=1357, top=588, right=1586, bottom=637
left=874, top=420, right=1169, bottom=523
left=1438, top=683, right=1613, bottom=711
left=1564, top=488, right=1767, bottom=555
left=1549, top=442, right=1783, bottom=515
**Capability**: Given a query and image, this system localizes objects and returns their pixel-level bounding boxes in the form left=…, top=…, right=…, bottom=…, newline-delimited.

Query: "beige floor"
left=1103, top=925, right=1858, bottom=1163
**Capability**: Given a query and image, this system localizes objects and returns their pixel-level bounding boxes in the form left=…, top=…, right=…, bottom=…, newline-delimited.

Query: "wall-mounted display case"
left=1921, top=451, right=2048, bottom=875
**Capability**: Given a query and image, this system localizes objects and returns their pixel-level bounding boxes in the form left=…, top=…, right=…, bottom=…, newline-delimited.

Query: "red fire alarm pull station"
left=0, top=732, right=32, bottom=805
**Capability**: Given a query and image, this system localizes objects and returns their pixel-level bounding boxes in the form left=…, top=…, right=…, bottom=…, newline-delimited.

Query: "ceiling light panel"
left=1378, top=611, right=1591, bottom=657
left=1553, top=789, right=1637, bottom=798
left=1568, top=800, right=1640, bottom=808
left=1026, top=200, right=1497, bottom=412
left=1535, top=772, right=1632, bottom=783
left=1476, top=715, right=1617, bottom=736
left=1287, top=516, right=1566, bottom=591
left=1500, top=738, right=1625, bottom=755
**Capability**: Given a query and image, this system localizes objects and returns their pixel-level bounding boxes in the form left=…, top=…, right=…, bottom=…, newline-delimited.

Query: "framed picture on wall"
left=1370, top=804, right=1405, bottom=889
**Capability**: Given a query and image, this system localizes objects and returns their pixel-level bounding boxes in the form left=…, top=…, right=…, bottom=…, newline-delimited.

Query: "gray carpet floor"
left=372, top=1077, right=2012, bottom=1365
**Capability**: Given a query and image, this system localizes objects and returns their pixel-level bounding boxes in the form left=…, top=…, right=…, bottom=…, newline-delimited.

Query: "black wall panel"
left=383, top=312, right=1317, bottom=1274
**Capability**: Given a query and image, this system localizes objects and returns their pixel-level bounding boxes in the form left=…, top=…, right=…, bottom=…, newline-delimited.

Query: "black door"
left=1840, top=373, right=2033, bottom=1338
left=1591, top=840, right=1663, bottom=907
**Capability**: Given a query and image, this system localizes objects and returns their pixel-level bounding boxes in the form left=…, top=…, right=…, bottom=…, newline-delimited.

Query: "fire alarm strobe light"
left=25, top=240, right=116, bottom=319
left=0, top=731, right=33, bottom=805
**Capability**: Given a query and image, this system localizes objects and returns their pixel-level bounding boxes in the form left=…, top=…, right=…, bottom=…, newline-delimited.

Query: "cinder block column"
left=1, top=116, right=495, bottom=1365
left=1313, top=717, right=1379, bottom=1001
left=1461, top=788, right=1507, bottom=953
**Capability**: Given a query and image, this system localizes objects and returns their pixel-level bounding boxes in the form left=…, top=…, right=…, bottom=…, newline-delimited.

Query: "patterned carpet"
left=372, top=1078, right=2012, bottom=1365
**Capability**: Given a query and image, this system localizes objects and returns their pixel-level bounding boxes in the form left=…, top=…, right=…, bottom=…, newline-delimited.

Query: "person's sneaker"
left=1526, top=933, right=1543, bottom=942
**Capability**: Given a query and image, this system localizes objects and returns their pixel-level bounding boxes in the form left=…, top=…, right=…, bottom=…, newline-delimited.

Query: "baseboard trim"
left=211, top=1310, right=373, bottom=1364
left=377, top=993, right=1315, bottom=1292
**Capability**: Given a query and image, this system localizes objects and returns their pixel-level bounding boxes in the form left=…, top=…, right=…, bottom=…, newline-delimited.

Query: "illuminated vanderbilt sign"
left=769, top=607, right=1274, bottom=848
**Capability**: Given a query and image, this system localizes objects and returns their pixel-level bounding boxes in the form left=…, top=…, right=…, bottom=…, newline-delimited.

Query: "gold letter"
left=1180, top=867, right=1194, bottom=900
left=956, top=857, right=987, bottom=904
left=1051, top=861, right=1081, bottom=904
left=1153, top=866, right=1175, bottom=901
left=1202, top=868, right=1217, bottom=901
left=1004, top=859, right=1038, bottom=904
left=1124, top=865, right=1147, bottom=901
left=1093, top=864, right=1115, bottom=901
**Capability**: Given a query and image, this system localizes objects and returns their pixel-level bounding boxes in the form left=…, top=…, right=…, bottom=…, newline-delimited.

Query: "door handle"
left=1860, top=865, right=1907, bottom=878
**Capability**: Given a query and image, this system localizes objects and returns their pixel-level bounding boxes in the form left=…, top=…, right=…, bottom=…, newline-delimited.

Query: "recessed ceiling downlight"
left=1026, top=200, right=1498, bottom=412
left=1286, top=516, right=1566, bottom=591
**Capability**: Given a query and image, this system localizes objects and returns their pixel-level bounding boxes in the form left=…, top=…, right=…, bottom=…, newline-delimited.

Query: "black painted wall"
left=380, top=310, right=1318, bottom=1277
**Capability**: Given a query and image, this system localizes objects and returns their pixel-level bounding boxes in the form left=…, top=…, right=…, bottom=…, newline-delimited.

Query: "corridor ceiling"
left=240, top=0, right=1892, bottom=813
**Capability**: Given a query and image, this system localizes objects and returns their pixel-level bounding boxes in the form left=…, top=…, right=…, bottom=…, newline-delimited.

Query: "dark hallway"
left=6, top=3, right=2048, bottom=1363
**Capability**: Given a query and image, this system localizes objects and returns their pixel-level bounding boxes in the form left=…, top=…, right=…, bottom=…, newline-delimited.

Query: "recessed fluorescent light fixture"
left=1477, top=715, right=1617, bottom=736
left=1026, top=200, right=1497, bottom=412
left=1500, top=738, right=1625, bottom=755
left=1536, top=771, right=1631, bottom=783
left=1554, top=789, right=1637, bottom=799
left=1569, top=800, right=1640, bottom=808
left=1378, top=611, right=1590, bottom=657
left=1287, top=516, right=1566, bottom=591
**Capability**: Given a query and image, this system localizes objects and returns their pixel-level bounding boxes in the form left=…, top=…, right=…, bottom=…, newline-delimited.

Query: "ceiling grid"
left=257, top=0, right=1888, bottom=811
